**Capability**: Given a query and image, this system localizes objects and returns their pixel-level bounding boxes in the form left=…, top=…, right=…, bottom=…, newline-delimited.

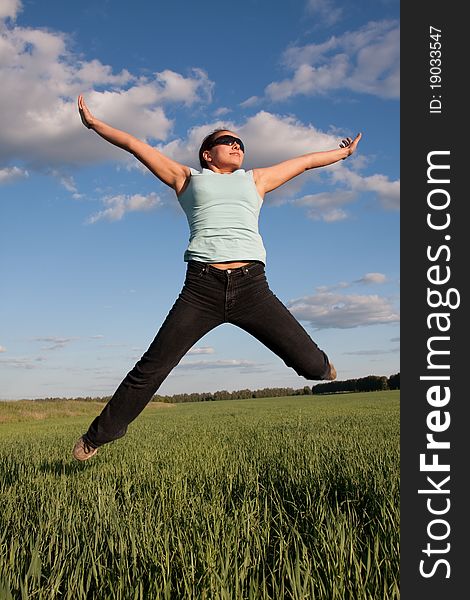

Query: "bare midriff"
left=209, top=261, right=251, bottom=270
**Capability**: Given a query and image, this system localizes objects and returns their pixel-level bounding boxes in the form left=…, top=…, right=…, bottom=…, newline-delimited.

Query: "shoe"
left=326, top=363, right=337, bottom=381
left=73, top=436, right=98, bottom=461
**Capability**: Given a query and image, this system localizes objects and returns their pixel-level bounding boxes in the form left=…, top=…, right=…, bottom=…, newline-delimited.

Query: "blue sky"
left=0, top=0, right=399, bottom=399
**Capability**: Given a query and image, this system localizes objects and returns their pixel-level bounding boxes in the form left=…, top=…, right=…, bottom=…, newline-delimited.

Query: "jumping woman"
left=73, top=95, right=362, bottom=461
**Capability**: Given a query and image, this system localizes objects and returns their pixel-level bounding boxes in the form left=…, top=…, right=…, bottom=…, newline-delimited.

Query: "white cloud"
left=316, top=273, right=388, bottom=293
left=356, top=273, right=387, bottom=285
left=331, top=168, right=400, bottom=210
left=187, top=346, right=215, bottom=355
left=33, top=336, right=75, bottom=350
left=87, top=192, right=162, bottom=223
left=0, top=165, right=28, bottom=184
left=151, top=68, right=213, bottom=105
left=177, top=359, right=259, bottom=370
left=265, top=20, right=399, bottom=101
left=236, top=113, right=398, bottom=213
left=0, top=0, right=21, bottom=20
left=293, top=190, right=356, bottom=221
left=287, top=291, right=399, bottom=329
left=240, top=95, right=260, bottom=108
left=343, top=348, right=399, bottom=356
left=213, top=107, right=231, bottom=117
left=0, top=355, right=46, bottom=369
left=0, top=14, right=214, bottom=171
left=306, top=0, right=343, bottom=25
left=73, top=59, right=132, bottom=87
left=239, top=111, right=341, bottom=168
left=48, top=171, right=82, bottom=198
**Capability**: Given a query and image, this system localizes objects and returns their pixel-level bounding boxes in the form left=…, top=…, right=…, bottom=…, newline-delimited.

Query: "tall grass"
left=0, top=392, right=399, bottom=599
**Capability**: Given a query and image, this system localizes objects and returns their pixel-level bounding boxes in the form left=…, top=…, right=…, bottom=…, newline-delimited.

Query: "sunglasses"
left=208, top=135, right=245, bottom=153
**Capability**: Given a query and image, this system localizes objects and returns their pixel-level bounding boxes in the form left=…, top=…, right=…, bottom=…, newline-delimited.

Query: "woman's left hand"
left=339, top=132, right=362, bottom=158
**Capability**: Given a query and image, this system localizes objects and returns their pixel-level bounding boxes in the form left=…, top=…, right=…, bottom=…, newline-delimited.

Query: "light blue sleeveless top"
left=177, top=168, right=266, bottom=264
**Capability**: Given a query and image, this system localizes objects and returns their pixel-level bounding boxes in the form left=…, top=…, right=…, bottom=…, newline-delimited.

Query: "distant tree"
left=388, top=373, right=400, bottom=389
left=36, top=377, right=400, bottom=405
left=355, top=376, right=388, bottom=392
left=312, top=381, right=341, bottom=394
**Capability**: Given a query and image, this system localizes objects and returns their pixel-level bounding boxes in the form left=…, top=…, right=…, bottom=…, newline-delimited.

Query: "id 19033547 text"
left=429, top=26, right=443, bottom=114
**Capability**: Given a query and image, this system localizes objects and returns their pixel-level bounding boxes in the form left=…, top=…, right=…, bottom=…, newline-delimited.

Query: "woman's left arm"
left=253, top=133, right=362, bottom=197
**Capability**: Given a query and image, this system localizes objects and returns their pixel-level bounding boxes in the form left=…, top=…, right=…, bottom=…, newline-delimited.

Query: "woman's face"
left=203, top=130, right=245, bottom=172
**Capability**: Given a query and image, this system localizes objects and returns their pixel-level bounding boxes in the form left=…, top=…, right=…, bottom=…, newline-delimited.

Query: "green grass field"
left=0, top=391, right=399, bottom=599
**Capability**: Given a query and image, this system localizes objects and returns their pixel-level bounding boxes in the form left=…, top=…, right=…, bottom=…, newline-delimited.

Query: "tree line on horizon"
left=32, top=373, right=399, bottom=404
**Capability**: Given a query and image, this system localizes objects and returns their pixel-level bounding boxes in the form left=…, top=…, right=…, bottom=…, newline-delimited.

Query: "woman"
left=73, top=95, right=362, bottom=461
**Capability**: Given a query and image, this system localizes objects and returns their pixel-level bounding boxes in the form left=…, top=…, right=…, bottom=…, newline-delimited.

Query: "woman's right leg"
left=84, top=265, right=224, bottom=447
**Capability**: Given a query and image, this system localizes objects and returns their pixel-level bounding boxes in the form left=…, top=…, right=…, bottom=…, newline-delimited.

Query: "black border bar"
left=401, top=4, right=467, bottom=598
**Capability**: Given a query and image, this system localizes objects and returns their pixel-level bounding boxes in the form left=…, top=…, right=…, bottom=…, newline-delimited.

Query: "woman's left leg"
left=228, top=265, right=334, bottom=381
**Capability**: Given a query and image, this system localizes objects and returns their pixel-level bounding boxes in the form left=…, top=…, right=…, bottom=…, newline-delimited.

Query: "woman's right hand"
left=76, top=93, right=190, bottom=191
left=78, top=95, right=95, bottom=130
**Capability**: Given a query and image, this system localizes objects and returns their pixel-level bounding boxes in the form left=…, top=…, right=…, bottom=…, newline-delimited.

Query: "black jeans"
left=85, top=261, right=333, bottom=447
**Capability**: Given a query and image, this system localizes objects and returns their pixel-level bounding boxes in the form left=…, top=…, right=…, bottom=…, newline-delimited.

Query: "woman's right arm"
left=78, top=95, right=190, bottom=194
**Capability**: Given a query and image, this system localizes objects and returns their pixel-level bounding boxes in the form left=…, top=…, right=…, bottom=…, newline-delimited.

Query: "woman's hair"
left=198, top=128, right=230, bottom=169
